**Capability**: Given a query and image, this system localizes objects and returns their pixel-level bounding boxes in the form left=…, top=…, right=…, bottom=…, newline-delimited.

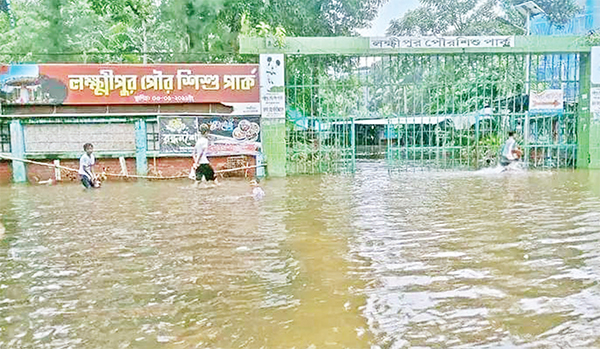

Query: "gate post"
left=351, top=116, right=356, bottom=172
left=9, top=119, right=27, bottom=183
left=578, top=52, right=592, bottom=168
left=134, top=119, right=148, bottom=176
left=259, top=54, right=287, bottom=177
left=261, top=118, right=287, bottom=177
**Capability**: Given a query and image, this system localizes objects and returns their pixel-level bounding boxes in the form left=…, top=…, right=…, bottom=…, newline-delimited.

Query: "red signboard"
left=0, top=64, right=259, bottom=105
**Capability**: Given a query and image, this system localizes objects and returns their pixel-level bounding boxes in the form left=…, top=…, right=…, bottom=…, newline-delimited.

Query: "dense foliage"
left=0, top=0, right=387, bottom=63
left=387, top=0, right=581, bottom=36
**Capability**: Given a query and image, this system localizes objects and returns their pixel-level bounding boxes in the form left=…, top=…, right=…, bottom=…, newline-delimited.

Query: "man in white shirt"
left=79, top=143, right=98, bottom=188
left=192, top=124, right=218, bottom=185
left=500, top=131, right=521, bottom=167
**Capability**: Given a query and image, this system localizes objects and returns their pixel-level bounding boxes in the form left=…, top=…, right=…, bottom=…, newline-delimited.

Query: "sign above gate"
left=370, top=36, right=514, bottom=50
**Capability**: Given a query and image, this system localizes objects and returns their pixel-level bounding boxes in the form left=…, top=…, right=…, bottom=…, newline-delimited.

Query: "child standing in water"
left=250, top=179, right=265, bottom=200
left=79, top=143, right=99, bottom=189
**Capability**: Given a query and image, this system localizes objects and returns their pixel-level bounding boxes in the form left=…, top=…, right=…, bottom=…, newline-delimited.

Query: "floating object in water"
left=38, top=178, right=56, bottom=185
left=513, top=148, right=523, bottom=159
left=92, top=176, right=102, bottom=188
left=0, top=222, right=5, bottom=239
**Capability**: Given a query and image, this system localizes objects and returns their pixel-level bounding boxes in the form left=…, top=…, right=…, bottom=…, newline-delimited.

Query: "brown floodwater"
left=1, top=162, right=600, bottom=348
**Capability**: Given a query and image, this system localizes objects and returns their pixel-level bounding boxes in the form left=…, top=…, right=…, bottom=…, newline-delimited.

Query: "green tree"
left=387, top=0, right=502, bottom=36
left=0, top=0, right=387, bottom=63
left=387, top=0, right=581, bottom=36
left=263, top=0, right=386, bottom=36
left=512, top=0, right=580, bottom=26
left=0, top=0, right=143, bottom=62
left=378, top=0, right=581, bottom=119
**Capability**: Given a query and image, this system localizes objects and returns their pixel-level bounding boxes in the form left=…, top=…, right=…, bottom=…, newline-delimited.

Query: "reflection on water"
left=1, top=163, right=600, bottom=348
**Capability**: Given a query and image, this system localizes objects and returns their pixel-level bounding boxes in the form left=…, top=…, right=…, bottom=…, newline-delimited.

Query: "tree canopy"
left=0, top=0, right=387, bottom=63
left=387, top=0, right=581, bottom=36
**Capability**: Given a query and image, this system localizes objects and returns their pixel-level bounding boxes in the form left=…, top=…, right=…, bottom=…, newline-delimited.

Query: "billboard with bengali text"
left=0, top=64, right=259, bottom=109
left=159, top=115, right=261, bottom=156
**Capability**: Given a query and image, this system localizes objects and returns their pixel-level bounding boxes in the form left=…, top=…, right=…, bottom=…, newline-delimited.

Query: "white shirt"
left=194, top=136, right=210, bottom=164
left=252, top=187, right=265, bottom=200
left=79, top=153, right=95, bottom=178
left=502, top=137, right=516, bottom=160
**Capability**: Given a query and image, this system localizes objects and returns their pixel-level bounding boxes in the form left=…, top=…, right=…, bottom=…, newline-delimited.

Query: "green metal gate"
left=285, top=52, right=579, bottom=173
left=285, top=56, right=357, bottom=174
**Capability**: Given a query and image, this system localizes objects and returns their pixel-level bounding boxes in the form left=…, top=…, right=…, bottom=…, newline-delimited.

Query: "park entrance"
left=241, top=36, right=588, bottom=175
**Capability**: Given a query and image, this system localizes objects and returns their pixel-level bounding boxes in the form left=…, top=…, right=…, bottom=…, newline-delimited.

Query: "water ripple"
left=1, top=166, right=600, bottom=347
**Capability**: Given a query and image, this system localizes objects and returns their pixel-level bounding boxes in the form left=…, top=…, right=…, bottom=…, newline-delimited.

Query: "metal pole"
left=524, top=13, right=531, bottom=166
left=350, top=115, right=356, bottom=172
left=475, top=113, right=480, bottom=169
left=4, top=0, right=15, bottom=28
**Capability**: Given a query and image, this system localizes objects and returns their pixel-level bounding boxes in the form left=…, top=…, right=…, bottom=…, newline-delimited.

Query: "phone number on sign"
left=134, top=94, right=195, bottom=103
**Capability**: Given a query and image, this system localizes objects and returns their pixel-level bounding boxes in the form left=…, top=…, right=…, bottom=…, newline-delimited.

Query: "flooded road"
left=1, top=162, right=600, bottom=348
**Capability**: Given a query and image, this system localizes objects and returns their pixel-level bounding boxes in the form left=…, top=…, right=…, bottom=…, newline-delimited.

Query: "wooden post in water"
left=119, top=157, right=128, bottom=176
left=54, top=160, right=61, bottom=181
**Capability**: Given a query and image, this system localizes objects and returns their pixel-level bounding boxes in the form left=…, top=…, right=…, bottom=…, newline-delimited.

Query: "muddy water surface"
left=1, top=163, right=600, bottom=348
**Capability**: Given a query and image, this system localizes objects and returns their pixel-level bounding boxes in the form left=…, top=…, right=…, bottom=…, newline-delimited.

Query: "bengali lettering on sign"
left=0, top=64, right=259, bottom=105
left=530, top=89, right=564, bottom=113
left=590, top=88, right=600, bottom=122
left=369, top=36, right=514, bottom=50
left=591, top=88, right=600, bottom=112
left=259, top=54, right=285, bottom=119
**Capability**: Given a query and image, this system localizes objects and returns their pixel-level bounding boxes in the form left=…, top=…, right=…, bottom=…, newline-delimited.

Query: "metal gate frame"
left=240, top=36, right=592, bottom=175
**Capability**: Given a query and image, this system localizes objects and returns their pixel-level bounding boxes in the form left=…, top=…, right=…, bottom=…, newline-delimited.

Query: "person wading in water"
left=500, top=131, right=522, bottom=169
left=192, top=124, right=219, bottom=187
left=79, top=143, right=100, bottom=189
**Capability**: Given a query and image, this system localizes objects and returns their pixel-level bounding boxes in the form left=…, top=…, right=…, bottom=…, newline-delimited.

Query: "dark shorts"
left=81, top=175, right=93, bottom=189
left=500, top=156, right=515, bottom=166
left=195, top=163, right=215, bottom=181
